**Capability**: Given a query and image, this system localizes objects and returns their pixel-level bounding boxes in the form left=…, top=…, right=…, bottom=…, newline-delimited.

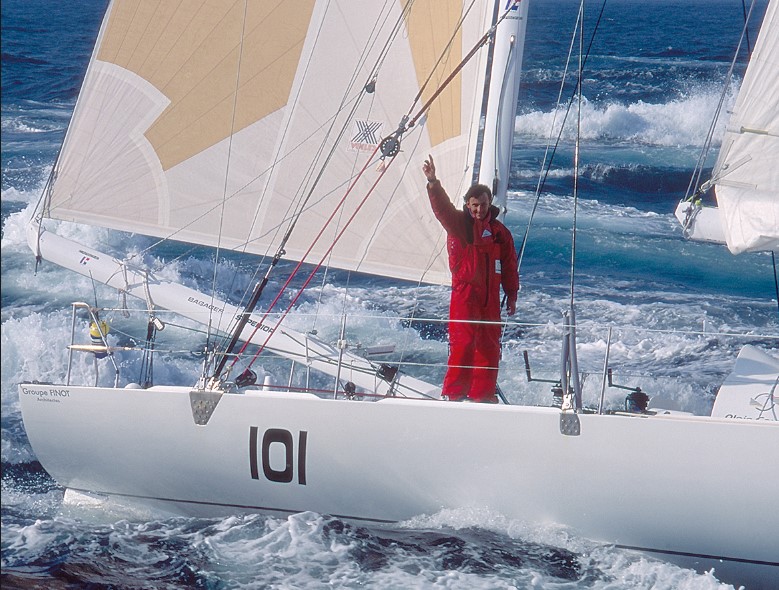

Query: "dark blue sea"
left=2, top=1, right=777, bottom=588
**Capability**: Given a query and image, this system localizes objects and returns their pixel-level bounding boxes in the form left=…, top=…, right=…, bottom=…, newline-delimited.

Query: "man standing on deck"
left=423, top=155, right=519, bottom=403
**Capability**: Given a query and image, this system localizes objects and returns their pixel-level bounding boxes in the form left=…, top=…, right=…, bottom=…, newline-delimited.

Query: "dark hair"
left=464, top=183, right=492, bottom=203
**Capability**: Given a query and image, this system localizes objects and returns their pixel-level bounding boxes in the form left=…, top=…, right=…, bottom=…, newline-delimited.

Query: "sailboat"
left=675, top=0, right=779, bottom=254
left=18, top=0, right=778, bottom=587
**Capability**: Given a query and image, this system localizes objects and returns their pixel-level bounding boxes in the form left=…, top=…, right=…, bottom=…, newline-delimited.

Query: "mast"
left=477, top=0, right=529, bottom=214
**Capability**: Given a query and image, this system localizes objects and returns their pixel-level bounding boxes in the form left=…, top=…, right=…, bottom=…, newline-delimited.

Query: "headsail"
left=36, top=0, right=507, bottom=286
left=676, top=0, right=778, bottom=254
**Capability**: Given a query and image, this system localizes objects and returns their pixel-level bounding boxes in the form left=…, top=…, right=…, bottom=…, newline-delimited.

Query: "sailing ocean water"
left=2, top=0, right=777, bottom=588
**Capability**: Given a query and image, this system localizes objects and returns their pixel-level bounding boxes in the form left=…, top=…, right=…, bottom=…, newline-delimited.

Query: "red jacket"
left=428, top=181, right=519, bottom=317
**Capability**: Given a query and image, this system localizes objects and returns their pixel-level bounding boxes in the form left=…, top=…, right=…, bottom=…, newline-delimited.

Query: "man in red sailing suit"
left=423, top=155, right=519, bottom=403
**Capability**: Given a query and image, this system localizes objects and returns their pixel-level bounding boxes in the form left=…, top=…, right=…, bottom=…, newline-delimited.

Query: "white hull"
left=675, top=201, right=727, bottom=245
left=19, top=382, right=779, bottom=583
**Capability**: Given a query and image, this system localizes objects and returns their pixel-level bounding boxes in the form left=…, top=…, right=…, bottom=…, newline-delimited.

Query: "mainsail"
left=38, top=0, right=509, bottom=286
left=676, top=0, right=779, bottom=254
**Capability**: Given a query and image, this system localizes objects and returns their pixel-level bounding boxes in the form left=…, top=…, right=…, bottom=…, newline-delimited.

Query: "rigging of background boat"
left=4, top=0, right=778, bottom=588
left=674, top=0, right=779, bottom=258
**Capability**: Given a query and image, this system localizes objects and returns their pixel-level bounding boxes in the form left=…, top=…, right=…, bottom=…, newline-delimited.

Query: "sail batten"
left=41, top=0, right=518, bottom=286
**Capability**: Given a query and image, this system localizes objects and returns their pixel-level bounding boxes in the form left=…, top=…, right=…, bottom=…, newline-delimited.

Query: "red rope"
left=228, top=142, right=385, bottom=368
left=245, top=154, right=397, bottom=368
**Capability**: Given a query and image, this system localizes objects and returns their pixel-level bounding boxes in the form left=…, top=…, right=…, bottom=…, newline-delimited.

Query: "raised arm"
left=423, top=154, right=436, bottom=183
left=424, top=155, right=463, bottom=236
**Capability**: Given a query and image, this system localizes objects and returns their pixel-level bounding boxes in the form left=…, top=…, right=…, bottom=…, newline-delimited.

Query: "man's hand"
left=507, top=296, right=517, bottom=316
left=423, top=154, right=436, bottom=182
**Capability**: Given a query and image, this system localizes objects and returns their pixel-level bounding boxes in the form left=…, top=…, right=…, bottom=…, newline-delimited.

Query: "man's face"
left=466, top=192, right=491, bottom=220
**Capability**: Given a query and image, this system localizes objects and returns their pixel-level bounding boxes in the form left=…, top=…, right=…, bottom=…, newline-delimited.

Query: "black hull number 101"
left=249, top=427, right=308, bottom=485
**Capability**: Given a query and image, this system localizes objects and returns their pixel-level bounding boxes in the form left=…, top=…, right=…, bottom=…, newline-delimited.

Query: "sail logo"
left=244, top=316, right=274, bottom=334
left=187, top=296, right=224, bottom=314
left=350, top=120, right=383, bottom=152
left=77, top=249, right=99, bottom=262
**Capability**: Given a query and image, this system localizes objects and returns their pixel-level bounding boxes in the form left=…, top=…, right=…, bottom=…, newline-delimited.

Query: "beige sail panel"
left=97, top=2, right=239, bottom=94
left=234, top=2, right=312, bottom=131
left=96, top=0, right=316, bottom=171
left=406, top=0, right=462, bottom=147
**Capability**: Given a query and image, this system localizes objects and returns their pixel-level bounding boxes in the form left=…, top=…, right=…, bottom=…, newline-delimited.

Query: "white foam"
left=397, top=507, right=735, bottom=590
left=516, top=84, right=738, bottom=148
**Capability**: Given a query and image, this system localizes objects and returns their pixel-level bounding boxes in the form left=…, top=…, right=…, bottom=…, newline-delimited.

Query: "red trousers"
left=442, top=301, right=501, bottom=402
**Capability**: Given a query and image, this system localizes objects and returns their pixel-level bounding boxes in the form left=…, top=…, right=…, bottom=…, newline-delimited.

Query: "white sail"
left=38, top=0, right=504, bottom=286
left=713, top=0, right=779, bottom=253
left=677, top=0, right=779, bottom=254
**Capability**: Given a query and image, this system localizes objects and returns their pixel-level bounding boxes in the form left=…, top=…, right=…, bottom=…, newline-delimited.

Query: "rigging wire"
left=404, top=0, right=482, bottom=119
left=515, top=0, right=608, bottom=276
left=683, top=0, right=758, bottom=202
left=308, top=3, right=396, bottom=334
left=211, top=2, right=416, bottom=379
left=261, top=2, right=407, bottom=246
left=560, top=0, right=588, bottom=411
left=570, top=2, right=584, bottom=309
left=773, top=251, right=779, bottom=319
left=741, top=0, right=754, bottom=53
left=242, top=152, right=400, bottom=371
left=255, top=0, right=421, bottom=260
left=502, top=0, right=606, bottom=358
left=205, top=0, right=251, bottom=374
left=404, top=1, right=518, bottom=131
left=223, top=143, right=387, bottom=374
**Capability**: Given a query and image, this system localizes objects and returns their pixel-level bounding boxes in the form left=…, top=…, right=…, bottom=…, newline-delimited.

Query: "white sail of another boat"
left=676, top=0, right=778, bottom=254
